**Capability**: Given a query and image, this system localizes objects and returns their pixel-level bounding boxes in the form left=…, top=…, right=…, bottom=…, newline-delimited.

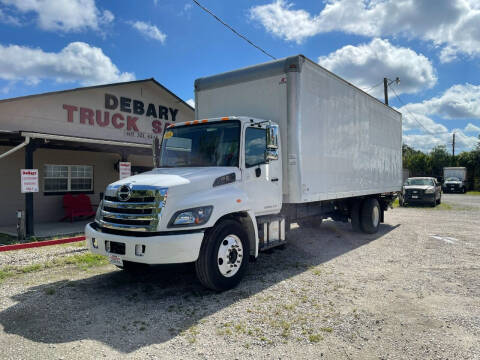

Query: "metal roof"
left=0, top=78, right=194, bottom=111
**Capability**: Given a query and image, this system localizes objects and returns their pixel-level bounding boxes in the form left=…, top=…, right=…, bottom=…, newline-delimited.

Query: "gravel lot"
left=0, top=194, right=479, bottom=359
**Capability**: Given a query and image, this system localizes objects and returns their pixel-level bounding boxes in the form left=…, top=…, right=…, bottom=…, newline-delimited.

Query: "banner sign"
left=119, top=162, right=131, bottom=180
left=21, top=169, right=39, bottom=193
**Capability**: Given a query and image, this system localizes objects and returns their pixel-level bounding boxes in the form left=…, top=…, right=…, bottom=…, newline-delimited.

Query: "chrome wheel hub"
left=372, top=206, right=379, bottom=227
left=217, top=234, right=243, bottom=277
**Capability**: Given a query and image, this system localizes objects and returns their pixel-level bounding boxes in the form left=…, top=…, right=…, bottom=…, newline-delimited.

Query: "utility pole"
left=384, top=77, right=389, bottom=105
left=452, top=132, right=456, bottom=157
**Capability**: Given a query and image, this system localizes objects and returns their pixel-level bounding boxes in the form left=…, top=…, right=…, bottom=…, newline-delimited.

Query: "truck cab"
left=86, top=116, right=284, bottom=290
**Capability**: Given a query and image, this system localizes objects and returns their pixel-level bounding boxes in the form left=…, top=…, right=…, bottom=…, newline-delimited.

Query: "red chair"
left=61, top=194, right=96, bottom=222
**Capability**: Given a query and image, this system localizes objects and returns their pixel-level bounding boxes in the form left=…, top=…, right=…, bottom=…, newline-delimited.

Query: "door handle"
left=271, top=178, right=279, bottom=182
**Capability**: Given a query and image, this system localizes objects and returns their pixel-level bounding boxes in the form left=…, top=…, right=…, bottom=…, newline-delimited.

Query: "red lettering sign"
left=63, top=104, right=78, bottom=122
left=80, top=107, right=94, bottom=125
left=127, top=116, right=139, bottom=131
left=112, top=113, right=124, bottom=129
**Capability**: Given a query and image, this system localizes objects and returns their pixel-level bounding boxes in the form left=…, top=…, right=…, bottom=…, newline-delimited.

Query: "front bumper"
left=85, top=223, right=205, bottom=264
left=443, top=185, right=462, bottom=193
left=404, top=193, right=435, bottom=204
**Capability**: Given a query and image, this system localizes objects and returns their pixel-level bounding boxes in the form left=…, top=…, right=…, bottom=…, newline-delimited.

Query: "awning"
left=21, top=131, right=151, bottom=149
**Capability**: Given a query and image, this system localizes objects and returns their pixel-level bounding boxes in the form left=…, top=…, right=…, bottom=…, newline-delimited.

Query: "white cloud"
left=398, top=83, right=480, bottom=152
left=318, top=38, right=437, bottom=96
left=130, top=21, right=166, bottom=44
left=186, top=98, right=195, bottom=108
left=464, top=123, right=480, bottom=134
left=1, top=0, right=114, bottom=32
left=401, top=112, right=448, bottom=135
left=249, top=0, right=480, bottom=61
left=249, top=0, right=321, bottom=43
left=0, top=42, right=134, bottom=86
left=403, top=131, right=478, bottom=153
left=400, top=84, right=480, bottom=120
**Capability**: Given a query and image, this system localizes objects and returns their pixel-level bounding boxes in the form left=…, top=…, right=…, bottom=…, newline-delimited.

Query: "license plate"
left=109, top=254, right=123, bottom=267
left=412, top=195, right=418, bottom=199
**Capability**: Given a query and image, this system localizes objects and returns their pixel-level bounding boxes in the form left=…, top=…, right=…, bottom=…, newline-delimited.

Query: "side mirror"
left=266, top=123, right=279, bottom=162
left=266, top=149, right=278, bottom=162
left=266, top=123, right=279, bottom=150
left=152, top=136, right=160, bottom=168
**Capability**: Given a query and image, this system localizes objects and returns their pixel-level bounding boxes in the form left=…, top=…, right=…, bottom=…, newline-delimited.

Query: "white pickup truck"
left=86, top=55, right=402, bottom=290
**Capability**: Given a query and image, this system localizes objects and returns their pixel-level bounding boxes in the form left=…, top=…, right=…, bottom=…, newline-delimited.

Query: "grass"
left=467, top=191, right=480, bottom=196
left=434, top=203, right=453, bottom=210
left=0, top=253, right=108, bottom=284
left=392, top=198, right=400, bottom=208
left=309, top=334, right=323, bottom=343
left=0, top=233, right=18, bottom=246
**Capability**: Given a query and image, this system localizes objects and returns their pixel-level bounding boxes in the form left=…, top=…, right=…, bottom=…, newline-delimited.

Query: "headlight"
left=168, top=206, right=213, bottom=227
left=425, top=187, right=434, bottom=194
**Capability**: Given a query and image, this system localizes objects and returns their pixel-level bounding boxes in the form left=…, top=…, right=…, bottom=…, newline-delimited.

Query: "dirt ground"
left=0, top=194, right=479, bottom=359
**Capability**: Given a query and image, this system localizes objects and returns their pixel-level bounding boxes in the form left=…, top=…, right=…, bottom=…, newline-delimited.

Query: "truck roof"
left=194, top=54, right=400, bottom=116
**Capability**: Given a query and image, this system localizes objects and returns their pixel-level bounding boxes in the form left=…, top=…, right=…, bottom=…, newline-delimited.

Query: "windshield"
left=159, top=121, right=240, bottom=168
left=446, top=177, right=459, bottom=181
left=405, top=178, right=434, bottom=186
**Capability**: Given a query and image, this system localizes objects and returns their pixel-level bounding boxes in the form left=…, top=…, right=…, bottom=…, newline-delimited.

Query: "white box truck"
left=443, top=167, right=467, bottom=193
left=86, top=55, right=402, bottom=290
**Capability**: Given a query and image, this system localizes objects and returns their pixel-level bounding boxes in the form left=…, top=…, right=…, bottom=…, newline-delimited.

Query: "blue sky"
left=0, top=0, right=479, bottom=152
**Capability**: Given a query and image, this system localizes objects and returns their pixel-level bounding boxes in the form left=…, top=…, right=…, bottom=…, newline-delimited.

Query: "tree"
left=429, top=145, right=451, bottom=179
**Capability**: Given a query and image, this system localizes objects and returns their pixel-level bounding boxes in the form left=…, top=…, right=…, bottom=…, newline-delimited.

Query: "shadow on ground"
left=0, top=220, right=399, bottom=353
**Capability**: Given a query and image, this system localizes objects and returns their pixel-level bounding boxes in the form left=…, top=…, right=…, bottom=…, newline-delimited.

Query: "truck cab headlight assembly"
left=424, top=187, right=435, bottom=194
left=168, top=206, right=213, bottom=227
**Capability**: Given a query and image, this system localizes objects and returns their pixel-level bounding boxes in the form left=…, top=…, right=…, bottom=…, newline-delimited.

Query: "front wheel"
left=195, top=220, right=249, bottom=291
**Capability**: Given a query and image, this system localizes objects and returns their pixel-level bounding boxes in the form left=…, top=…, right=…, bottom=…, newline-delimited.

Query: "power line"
left=389, top=85, right=450, bottom=137
left=362, top=80, right=383, bottom=93
left=191, top=0, right=276, bottom=60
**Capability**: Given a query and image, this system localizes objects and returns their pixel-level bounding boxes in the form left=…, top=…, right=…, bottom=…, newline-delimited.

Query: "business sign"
left=62, top=93, right=181, bottom=142
left=0, top=80, right=194, bottom=146
left=119, top=162, right=131, bottom=180
left=21, top=169, right=39, bottom=193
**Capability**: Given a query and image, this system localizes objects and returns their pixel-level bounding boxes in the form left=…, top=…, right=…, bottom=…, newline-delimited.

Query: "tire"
left=360, top=198, right=381, bottom=234
left=297, top=217, right=323, bottom=229
left=437, top=195, right=441, bottom=205
left=195, top=220, right=249, bottom=291
left=350, top=199, right=362, bottom=232
left=431, top=196, right=436, bottom=207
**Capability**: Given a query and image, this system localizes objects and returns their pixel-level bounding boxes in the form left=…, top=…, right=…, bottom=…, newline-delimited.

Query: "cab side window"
left=245, top=127, right=266, bottom=168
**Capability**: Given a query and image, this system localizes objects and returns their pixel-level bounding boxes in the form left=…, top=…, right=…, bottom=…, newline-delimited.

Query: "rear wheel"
left=360, top=198, right=381, bottom=234
left=195, top=220, right=249, bottom=291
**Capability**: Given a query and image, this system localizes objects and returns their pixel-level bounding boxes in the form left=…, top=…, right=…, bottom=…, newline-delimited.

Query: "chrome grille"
left=97, top=185, right=167, bottom=232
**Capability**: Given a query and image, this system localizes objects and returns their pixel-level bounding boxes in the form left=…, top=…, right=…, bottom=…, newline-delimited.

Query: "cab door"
left=242, top=126, right=282, bottom=215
